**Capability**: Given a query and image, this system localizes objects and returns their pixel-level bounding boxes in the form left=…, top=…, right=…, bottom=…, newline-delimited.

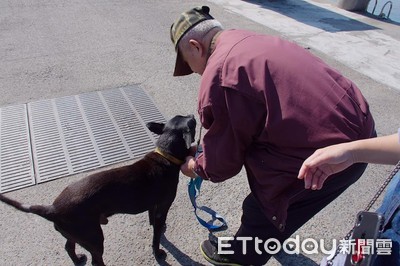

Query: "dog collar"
left=154, top=147, right=185, bottom=165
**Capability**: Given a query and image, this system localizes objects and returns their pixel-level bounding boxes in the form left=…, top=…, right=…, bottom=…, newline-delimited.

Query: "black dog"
left=0, top=114, right=196, bottom=266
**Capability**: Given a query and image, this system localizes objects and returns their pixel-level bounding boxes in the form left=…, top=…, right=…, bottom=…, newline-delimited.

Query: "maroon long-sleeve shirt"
left=193, top=29, right=375, bottom=231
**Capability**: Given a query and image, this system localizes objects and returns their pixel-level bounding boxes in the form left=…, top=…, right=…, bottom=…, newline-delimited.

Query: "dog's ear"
left=146, top=122, right=165, bottom=135
left=183, top=130, right=192, bottom=149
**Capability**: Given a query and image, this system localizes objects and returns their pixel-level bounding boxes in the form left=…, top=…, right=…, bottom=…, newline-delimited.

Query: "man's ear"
left=189, top=39, right=204, bottom=56
left=146, top=122, right=165, bottom=135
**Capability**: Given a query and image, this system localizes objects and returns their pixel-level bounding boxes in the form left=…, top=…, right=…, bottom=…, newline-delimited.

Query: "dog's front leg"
left=152, top=205, right=169, bottom=259
left=148, top=207, right=155, bottom=226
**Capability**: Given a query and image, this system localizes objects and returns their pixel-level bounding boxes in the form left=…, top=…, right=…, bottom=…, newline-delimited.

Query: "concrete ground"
left=0, top=0, right=399, bottom=265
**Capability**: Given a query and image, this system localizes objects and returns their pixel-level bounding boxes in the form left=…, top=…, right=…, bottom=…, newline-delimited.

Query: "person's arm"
left=298, top=132, right=400, bottom=190
left=181, top=88, right=266, bottom=182
left=351, top=133, right=400, bottom=164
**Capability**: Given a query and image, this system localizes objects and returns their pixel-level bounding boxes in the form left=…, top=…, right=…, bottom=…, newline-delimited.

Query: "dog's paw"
left=74, top=254, right=87, bottom=266
left=153, top=249, right=167, bottom=260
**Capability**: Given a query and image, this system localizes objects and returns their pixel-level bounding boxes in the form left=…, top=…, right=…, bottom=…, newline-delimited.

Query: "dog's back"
left=51, top=152, right=181, bottom=219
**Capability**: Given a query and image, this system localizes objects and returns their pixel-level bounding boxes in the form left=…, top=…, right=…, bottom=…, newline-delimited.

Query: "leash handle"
left=188, top=177, right=228, bottom=231
left=187, top=144, right=228, bottom=232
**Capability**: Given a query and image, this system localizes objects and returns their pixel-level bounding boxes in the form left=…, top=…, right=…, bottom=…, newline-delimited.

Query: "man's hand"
left=180, top=156, right=197, bottom=178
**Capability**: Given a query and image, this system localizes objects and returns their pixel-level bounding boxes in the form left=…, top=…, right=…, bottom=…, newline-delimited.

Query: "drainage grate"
left=0, top=104, right=35, bottom=192
left=0, top=85, right=165, bottom=192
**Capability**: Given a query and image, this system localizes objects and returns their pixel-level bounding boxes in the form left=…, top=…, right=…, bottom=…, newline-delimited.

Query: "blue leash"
left=187, top=143, right=228, bottom=232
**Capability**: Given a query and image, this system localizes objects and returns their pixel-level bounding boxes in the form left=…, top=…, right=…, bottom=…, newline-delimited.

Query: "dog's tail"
left=0, top=194, right=55, bottom=221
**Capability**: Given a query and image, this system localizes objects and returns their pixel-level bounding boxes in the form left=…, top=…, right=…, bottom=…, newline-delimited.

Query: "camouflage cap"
left=170, top=6, right=214, bottom=76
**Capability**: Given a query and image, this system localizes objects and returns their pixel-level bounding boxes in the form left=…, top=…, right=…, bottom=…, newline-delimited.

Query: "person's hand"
left=298, top=143, right=355, bottom=190
left=180, top=156, right=197, bottom=178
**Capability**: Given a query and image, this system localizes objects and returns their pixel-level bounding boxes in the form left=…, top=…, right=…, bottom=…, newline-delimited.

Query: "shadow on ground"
left=243, top=0, right=388, bottom=32
left=160, top=235, right=207, bottom=266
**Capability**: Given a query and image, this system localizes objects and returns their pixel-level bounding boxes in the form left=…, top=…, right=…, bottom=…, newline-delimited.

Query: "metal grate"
left=0, top=85, right=165, bottom=192
left=0, top=104, right=35, bottom=192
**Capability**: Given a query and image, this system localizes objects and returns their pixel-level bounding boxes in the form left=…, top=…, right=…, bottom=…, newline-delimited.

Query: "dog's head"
left=146, top=115, right=196, bottom=160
